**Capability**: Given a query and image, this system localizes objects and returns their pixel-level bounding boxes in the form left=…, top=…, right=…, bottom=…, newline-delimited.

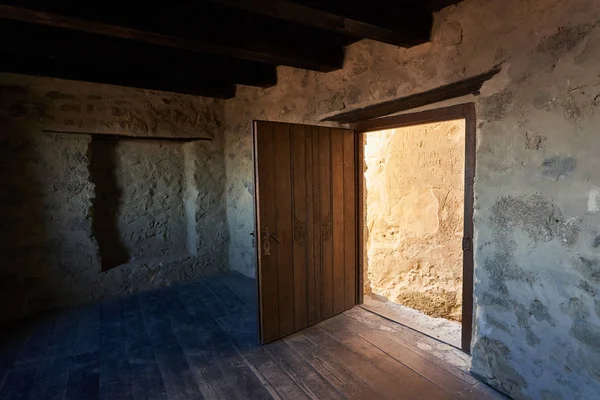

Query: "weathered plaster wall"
left=182, top=140, right=230, bottom=269
left=112, top=142, right=187, bottom=260
left=223, top=0, right=600, bottom=398
left=0, top=75, right=229, bottom=322
left=364, top=121, right=465, bottom=321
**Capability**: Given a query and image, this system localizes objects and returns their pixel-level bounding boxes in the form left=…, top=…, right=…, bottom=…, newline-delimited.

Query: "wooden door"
left=254, top=121, right=357, bottom=343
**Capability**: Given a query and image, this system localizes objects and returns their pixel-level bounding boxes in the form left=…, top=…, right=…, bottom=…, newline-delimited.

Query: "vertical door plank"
left=273, top=123, right=295, bottom=337
left=255, top=121, right=279, bottom=343
left=290, top=125, right=308, bottom=331
left=305, top=126, right=317, bottom=325
left=331, top=128, right=346, bottom=315
left=312, top=127, right=323, bottom=323
left=319, top=127, right=334, bottom=319
left=356, top=131, right=365, bottom=305
left=342, top=130, right=357, bottom=310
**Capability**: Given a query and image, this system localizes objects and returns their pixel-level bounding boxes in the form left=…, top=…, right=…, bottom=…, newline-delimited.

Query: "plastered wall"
left=222, top=0, right=600, bottom=398
left=0, top=75, right=229, bottom=322
left=364, top=121, right=465, bottom=321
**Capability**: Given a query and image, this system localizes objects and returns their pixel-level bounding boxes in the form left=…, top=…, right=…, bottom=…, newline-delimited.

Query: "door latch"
left=462, top=237, right=472, bottom=252
left=264, top=227, right=280, bottom=244
left=262, top=227, right=280, bottom=256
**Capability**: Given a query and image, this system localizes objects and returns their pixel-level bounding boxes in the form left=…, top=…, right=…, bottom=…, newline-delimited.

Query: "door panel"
left=255, top=121, right=279, bottom=342
left=254, top=121, right=357, bottom=343
left=305, top=126, right=317, bottom=326
left=331, top=128, right=346, bottom=316
left=310, top=127, right=323, bottom=324
left=343, top=131, right=357, bottom=311
left=290, top=124, right=308, bottom=332
left=318, top=127, right=334, bottom=319
left=273, top=123, right=294, bottom=337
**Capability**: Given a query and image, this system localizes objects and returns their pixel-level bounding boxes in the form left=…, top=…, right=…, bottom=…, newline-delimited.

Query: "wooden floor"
left=0, top=272, right=506, bottom=400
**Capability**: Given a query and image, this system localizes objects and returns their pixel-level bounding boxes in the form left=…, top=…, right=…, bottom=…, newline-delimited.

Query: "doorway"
left=252, top=104, right=475, bottom=351
left=356, top=104, right=475, bottom=353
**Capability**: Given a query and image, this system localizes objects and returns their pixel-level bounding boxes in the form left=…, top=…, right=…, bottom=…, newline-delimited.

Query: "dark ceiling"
left=0, top=1, right=463, bottom=98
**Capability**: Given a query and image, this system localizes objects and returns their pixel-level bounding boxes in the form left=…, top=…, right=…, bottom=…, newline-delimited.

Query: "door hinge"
left=462, top=237, right=472, bottom=252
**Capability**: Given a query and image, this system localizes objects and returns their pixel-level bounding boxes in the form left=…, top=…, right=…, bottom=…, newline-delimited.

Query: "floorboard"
left=121, top=294, right=169, bottom=400
left=371, top=329, right=479, bottom=385
left=263, top=340, right=344, bottom=400
left=178, top=281, right=273, bottom=400
left=66, top=352, right=100, bottom=400
left=284, top=332, right=382, bottom=399
left=0, top=272, right=507, bottom=400
left=100, top=299, right=133, bottom=400
left=220, top=273, right=257, bottom=308
left=14, top=315, right=55, bottom=366
left=139, top=290, right=204, bottom=400
left=72, top=304, right=101, bottom=356
left=345, top=306, right=473, bottom=373
left=359, top=330, right=482, bottom=399
left=0, top=365, right=39, bottom=400
left=304, top=324, right=453, bottom=400
left=29, top=356, right=70, bottom=400
left=0, top=330, right=26, bottom=391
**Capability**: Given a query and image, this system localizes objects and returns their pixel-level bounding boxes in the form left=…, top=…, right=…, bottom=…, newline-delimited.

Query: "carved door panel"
left=254, top=121, right=357, bottom=343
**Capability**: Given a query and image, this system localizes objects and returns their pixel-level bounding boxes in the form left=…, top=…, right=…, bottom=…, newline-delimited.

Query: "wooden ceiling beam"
left=425, top=0, right=463, bottom=11
left=290, top=1, right=433, bottom=44
left=0, top=20, right=241, bottom=98
left=207, top=0, right=432, bottom=46
left=0, top=51, right=238, bottom=98
left=0, top=19, right=278, bottom=91
left=0, top=3, right=346, bottom=72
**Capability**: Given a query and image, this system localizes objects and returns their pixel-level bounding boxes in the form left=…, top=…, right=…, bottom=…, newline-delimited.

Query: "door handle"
left=267, top=233, right=281, bottom=244
left=262, top=227, right=280, bottom=257
left=264, top=227, right=280, bottom=244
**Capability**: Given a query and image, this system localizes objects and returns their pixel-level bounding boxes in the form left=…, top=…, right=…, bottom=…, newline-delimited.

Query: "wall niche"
left=89, top=135, right=195, bottom=271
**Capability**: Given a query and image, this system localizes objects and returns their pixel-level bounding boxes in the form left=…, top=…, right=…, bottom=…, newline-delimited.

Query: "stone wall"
left=223, top=0, right=600, bottom=398
left=91, top=140, right=188, bottom=269
left=364, top=121, right=465, bottom=321
left=0, top=74, right=229, bottom=323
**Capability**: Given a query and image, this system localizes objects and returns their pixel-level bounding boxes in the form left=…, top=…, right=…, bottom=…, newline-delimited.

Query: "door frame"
left=252, top=120, right=265, bottom=343
left=353, top=103, right=476, bottom=354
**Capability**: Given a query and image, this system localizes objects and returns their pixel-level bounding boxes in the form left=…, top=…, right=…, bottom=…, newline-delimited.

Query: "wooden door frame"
left=353, top=103, right=476, bottom=354
left=252, top=120, right=265, bottom=343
